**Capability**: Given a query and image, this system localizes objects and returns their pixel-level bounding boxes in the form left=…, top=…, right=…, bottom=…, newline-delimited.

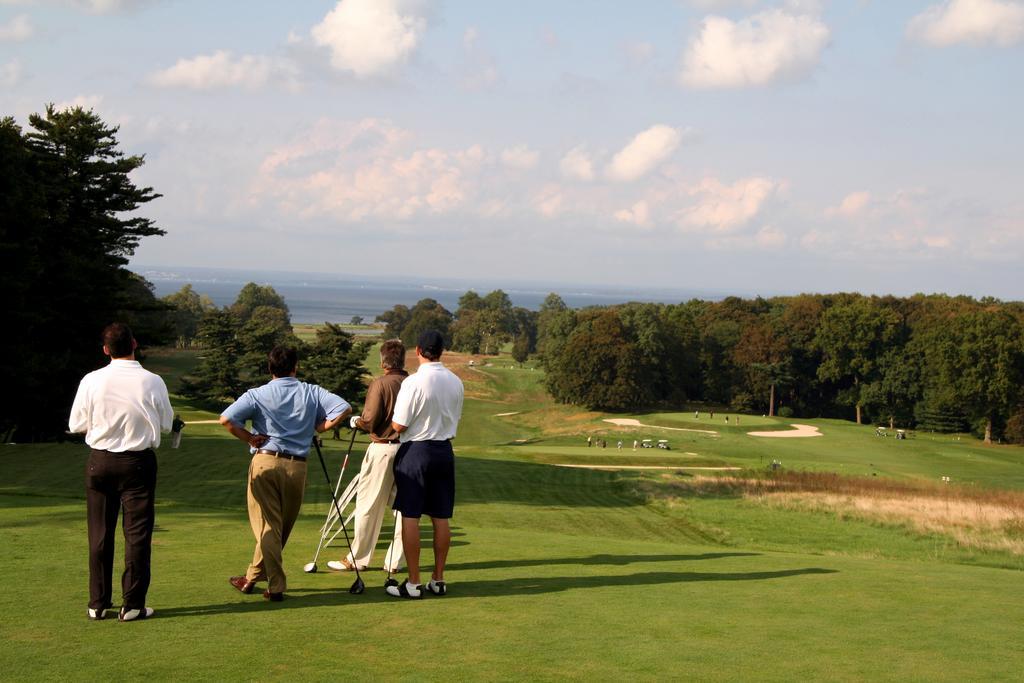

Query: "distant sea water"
left=136, top=265, right=725, bottom=325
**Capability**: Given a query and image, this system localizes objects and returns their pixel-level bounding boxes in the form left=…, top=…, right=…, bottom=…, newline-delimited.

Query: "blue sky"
left=2, top=0, right=1023, bottom=298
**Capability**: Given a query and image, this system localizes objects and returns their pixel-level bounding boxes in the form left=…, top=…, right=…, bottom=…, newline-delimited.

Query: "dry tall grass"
left=652, top=471, right=1024, bottom=556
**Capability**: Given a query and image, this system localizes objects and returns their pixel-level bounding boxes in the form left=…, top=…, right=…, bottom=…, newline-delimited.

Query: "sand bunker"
left=603, top=418, right=718, bottom=435
left=747, top=423, right=823, bottom=438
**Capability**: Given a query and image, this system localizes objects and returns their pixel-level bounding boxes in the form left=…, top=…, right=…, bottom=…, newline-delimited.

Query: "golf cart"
left=656, top=439, right=670, bottom=450
left=641, top=439, right=653, bottom=448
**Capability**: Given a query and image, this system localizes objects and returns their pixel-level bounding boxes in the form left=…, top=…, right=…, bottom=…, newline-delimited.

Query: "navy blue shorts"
left=393, top=440, right=455, bottom=519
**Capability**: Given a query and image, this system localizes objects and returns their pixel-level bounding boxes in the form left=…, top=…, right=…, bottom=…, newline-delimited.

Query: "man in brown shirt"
left=328, top=339, right=408, bottom=573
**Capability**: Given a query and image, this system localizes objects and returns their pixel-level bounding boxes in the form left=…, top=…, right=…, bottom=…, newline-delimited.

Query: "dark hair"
left=417, top=329, right=445, bottom=362
left=103, top=322, right=134, bottom=358
left=380, top=339, right=405, bottom=370
left=268, top=346, right=298, bottom=377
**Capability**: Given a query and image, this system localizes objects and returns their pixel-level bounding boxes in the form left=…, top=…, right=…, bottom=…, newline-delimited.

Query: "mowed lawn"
left=2, top=352, right=1023, bottom=680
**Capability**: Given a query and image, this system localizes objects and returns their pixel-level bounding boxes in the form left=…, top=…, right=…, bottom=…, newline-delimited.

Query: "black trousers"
left=85, top=448, right=157, bottom=611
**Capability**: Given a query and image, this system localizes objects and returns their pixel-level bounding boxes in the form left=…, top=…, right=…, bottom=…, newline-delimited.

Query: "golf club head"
left=303, top=562, right=318, bottom=573
left=349, top=577, right=365, bottom=594
left=384, top=577, right=399, bottom=589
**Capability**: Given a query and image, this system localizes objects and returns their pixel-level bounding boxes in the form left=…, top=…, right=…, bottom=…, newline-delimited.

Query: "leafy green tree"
left=923, top=309, right=1024, bottom=443
left=511, top=334, right=531, bottom=365
left=231, top=283, right=289, bottom=323
left=402, top=298, right=453, bottom=348
left=163, top=284, right=215, bottom=346
left=0, top=106, right=163, bottom=439
left=376, top=304, right=411, bottom=340
left=238, top=305, right=295, bottom=377
left=451, top=289, right=518, bottom=355
left=183, top=309, right=245, bottom=404
left=814, top=297, right=902, bottom=424
left=546, top=309, right=645, bottom=410
left=350, top=315, right=364, bottom=326
left=301, top=323, right=370, bottom=406
left=732, top=320, right=790, bottom=416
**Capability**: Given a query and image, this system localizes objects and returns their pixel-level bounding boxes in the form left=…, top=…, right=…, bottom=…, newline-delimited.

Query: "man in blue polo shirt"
left=219, top=345, right=351, bottom=601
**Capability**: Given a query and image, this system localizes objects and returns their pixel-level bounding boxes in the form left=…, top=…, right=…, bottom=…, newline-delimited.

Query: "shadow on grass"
left=446, top=551, right=760, bottom=572
left=157, top=565, right=837, bottom=618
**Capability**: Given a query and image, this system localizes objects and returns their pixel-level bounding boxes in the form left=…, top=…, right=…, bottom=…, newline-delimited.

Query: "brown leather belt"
left=372, top=439, right=400, bottom=444
left=256, top=449, right=307, bottom=462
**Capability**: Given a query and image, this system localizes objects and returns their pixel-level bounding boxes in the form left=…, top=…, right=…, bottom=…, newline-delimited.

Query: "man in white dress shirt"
left=386, top=329, right=464, bottom=599
left=68, top=323, right=173, bottom=622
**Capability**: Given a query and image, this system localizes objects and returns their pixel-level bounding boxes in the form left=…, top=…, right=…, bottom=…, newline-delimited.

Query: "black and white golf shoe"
left=385, top=579, right=423, bottom=599
left=87, top=605, right=112, bottom=621
left=426, top=579, right=447, bottom=596
left=118, top=606, right=155, bottom=622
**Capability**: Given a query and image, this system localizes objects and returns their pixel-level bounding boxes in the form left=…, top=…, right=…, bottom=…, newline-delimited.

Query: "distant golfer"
left=328, top=338, right=407, bottom=574
left=68, top=323, right=173, bottom=622
left=220, top=346, right=351, bottom=602
left=387, top=329, right=464, bottom=599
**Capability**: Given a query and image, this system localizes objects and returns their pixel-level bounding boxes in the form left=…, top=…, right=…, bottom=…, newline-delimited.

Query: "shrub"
left=1004, top=410, right=1024, bottom=445
left=777, top=406, right=794, bottom=418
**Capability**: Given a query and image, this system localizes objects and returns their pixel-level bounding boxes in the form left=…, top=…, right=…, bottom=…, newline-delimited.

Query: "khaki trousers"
left=346, top=442, right=404, bottom=570
left=245, top=453, right=307, bottom=593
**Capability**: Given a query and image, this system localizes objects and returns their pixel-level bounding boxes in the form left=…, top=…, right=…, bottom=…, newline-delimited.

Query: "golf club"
left=311, top=430, right=365, bottom=594
left=303, top=474, right=360, bottom=573
left=384, top=509, right=399, bottom=590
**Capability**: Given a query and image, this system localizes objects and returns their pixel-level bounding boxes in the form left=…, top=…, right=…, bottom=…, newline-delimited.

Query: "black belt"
left=256, top=449, right=307, bottom=462
left=93, top=448, right=154, bottom=456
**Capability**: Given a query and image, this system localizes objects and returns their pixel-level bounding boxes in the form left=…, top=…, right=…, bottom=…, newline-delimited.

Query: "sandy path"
left=747, top=423, right=823, bottom=438
left=603, top=418, right=718, bottom=435
left=494, top=412, right=520, bottom=417
left=553, top=464, right=742, bottom=471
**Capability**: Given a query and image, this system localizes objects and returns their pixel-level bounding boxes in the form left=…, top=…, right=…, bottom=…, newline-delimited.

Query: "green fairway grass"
left=3, top=349, right=1023, bottom=680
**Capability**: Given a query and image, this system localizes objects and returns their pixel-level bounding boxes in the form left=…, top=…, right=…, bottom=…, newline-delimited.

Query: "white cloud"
left=680, top=8, right=830, bottom=88
left=0, top=0, right=153, bottom=13
left=0, top=14, right=32, bottom=41
left=311, top=0, right=428, bottom=79
left=755, top=224, right=787, bottom=247
left=459, top=25, right=500, bottom=90
left=908, top=0, right=1024, bottom=47
left=804, top=188, right=970, bottom=257
left=605, top=125, right=682, bottom=182
left=0, top=58, right=21, bottom=87
left=500, top=144, right=540, bottom=170
left=677, top=176, right=779, bottom=233
left=622, top=40, right=656, bottom=67
left=53, top=94, right=104, bottom=110
left=687, top=0, right=760, bottom=9
left=254, top=118, right=487, bottom=222
left=560, top=145, right=595, bottom=181
left=148, top=51, right=298, bottom=91
left=826, top=191, right=871, bottom=217
left=533, top=183, right=564, bottom=218
left=614, top=200, right=652, bottom=228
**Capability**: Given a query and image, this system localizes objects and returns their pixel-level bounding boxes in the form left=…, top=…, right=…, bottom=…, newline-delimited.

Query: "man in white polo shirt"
left=386, top=329, right=464, bottom=599
left=68, top=323, right=173, bottom=622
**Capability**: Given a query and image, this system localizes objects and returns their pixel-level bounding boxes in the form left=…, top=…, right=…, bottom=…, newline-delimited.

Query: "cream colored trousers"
left=346, top=441, right=404, bottom=570
left=245, top=452, right=307, bottom=593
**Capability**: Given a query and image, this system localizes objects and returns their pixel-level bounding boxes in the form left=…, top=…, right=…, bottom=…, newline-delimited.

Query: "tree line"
left=168, top=283, right=368, bottom=409
left=535, top=293, right=1024, bottom=444
left=1, top=106, right=168, bottom=440
left=375, top=289, right=537, bottom=363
